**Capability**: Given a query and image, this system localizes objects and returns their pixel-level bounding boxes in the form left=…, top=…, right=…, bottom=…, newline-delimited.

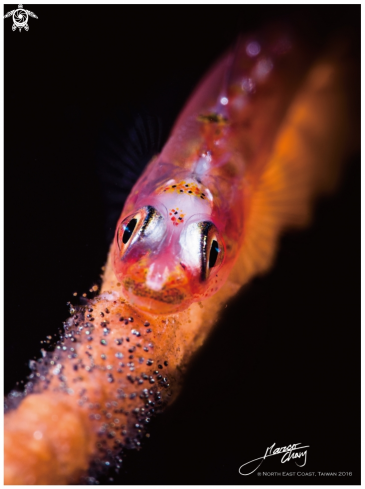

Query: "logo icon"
left=4, top=4, right=38, bottom=31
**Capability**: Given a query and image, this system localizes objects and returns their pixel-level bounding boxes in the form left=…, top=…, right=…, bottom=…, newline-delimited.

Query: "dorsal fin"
left=215, top=34, right=243, bottom=118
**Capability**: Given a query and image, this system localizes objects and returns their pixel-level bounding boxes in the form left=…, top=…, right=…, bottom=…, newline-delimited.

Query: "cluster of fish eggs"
left=7, top=293, right=174, bottom=482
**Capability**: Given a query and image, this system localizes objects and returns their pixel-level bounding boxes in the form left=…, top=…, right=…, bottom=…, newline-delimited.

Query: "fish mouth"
left=123, top=277, right=186, bottom=306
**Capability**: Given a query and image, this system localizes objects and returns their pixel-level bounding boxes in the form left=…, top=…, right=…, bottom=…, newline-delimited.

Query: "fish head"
left=113, top=189, right=226, bottom=314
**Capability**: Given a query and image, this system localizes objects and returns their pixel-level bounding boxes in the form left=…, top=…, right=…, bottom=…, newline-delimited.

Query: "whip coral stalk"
left=5, top=25, right=358, bottom=484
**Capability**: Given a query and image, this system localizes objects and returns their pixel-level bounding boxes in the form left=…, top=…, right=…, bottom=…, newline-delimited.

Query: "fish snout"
left=121, top=258, right=192, bottom=314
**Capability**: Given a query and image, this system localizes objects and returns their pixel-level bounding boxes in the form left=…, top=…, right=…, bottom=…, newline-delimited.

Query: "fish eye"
left=117, top=206, right=165, bottom=257
left=122, top=218, right=137, bottom=244
left=204, top=225, right=224, bottom=279
left=209, top=239, right=220, bottom=269
left=179, top=220, right=224, bottom=281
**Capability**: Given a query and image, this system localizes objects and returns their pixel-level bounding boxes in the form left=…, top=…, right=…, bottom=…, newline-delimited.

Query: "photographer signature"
left=239, top=442, right=309, bottom=476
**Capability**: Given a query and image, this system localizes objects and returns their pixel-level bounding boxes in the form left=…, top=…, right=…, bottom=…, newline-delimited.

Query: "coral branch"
left=4, top=34, right=357, bottom=486
left=5, top=247, right=239, bottom=484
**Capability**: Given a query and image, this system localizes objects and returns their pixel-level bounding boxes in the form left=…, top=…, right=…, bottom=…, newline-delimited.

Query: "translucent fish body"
left=112, top=29, right=315, bottom=314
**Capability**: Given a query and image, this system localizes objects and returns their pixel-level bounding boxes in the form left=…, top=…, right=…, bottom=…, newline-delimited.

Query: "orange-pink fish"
left=112, top=28, right=317, bottom=314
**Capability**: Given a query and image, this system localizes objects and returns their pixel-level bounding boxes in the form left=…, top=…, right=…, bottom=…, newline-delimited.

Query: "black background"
left=5, top=4, right=360, bottom=485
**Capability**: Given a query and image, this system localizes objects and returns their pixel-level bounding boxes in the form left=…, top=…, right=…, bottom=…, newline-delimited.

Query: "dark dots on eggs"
left=119, top=317, right=124, bottom=322
left=144, top=321, right=150, bottom=327
left=146, top=329, right=152, bottom=333
left=158, top=364, right=163, bottom=369
left=100, top=339, right=107, bottom=346
left=164, top=361, right=168, bottom=366
left=129, top=393, right=137, bottom=400
left=115, top=338, right=123, bottom=345
left=100, top=312, right=104, bottom=317
left=105, top=308, right=110, bottom=314
left=146, top=360, right=153, bottom=366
